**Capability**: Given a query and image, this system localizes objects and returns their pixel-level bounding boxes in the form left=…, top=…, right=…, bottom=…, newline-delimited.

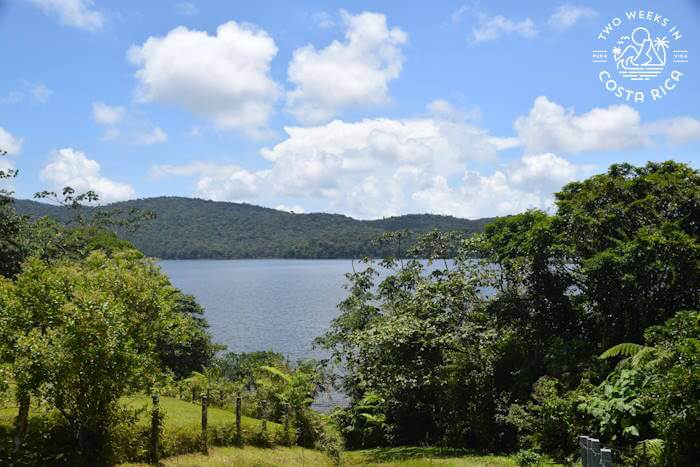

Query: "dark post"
left=150, top=393, right=160, bottom=465
left=601, top=448, right=613, bottom=467
left=201, top=395, right=209, bottom=454
left=260, top=399, right=268, bottom=433
left=283, top=403, right=290, bottom=444
left=235, top=396, right=242, bottom=446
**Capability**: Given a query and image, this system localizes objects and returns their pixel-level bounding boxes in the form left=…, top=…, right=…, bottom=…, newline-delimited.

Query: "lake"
left=158, top=259, right=454, bottom=409
left=158, top=259, right=353, bottom=362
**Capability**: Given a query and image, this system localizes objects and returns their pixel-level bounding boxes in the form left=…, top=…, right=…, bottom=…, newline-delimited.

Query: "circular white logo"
left=592, top=10, right=689, bottom=103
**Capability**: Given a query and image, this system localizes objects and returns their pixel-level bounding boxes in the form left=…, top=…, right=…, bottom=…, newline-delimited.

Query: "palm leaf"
left=260, top=365, right=292, bottom=382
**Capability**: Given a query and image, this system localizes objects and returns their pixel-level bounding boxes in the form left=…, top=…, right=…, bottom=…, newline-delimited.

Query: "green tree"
left=554, top=161, right=700, bottom=347
left=157, top=293, right=220, bottom=379
left=0, top=251, right=191, bottom=465
left=320, top=160, right=699, bottom=455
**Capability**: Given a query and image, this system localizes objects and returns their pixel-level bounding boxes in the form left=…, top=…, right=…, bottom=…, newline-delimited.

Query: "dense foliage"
left=13, top=196, right=493, bottom=259
left=320, top=161, right=699, bottom=465
left=0, top=166, right=221, bottom=464
left=0, top=252, right=194, bottom=464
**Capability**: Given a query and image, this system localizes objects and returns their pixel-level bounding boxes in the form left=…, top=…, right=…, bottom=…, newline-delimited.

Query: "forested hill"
left=13, top=197, right=494, bottom=259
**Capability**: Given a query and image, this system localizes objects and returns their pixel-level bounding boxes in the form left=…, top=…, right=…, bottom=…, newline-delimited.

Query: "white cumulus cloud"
left=150, top=161, right=262, bottom=202
left=152, top=111, right=515, bottom=218
left=515, top=97, right=700, bottom=154
left=286, top=11, right=407, bottom=124
left=515, top=96, right=649, bottom=154
left=25, top=0, right=105, bottom=31
left=128, top=21, right=280, bottom=138
left=411, top=153, right=587, bottom=218
left=0, top=127, right=24, bottom=155
left=508, top=153, right=584, bottom=191
left=40, top=148, right=136, bottom=203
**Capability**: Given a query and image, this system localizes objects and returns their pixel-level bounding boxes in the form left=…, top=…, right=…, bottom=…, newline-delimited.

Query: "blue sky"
left=1, top=0, right=698, bottom=218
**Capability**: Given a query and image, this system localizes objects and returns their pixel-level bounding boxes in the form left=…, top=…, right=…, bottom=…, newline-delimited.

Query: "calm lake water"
left=158, top=259, right=455, bottom=409
left=158, top=259, right=353, bottom=363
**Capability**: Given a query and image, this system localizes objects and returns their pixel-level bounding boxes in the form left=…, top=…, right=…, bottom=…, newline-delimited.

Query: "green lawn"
left=343, top=447, right=518, bottom=466
left=121, top=446, right=334, bottom=466
left=121, top=446, right=522, bottom=467
left=122, top=395, right=282, bottom=433
left=2, top=395, right=281, bottom=434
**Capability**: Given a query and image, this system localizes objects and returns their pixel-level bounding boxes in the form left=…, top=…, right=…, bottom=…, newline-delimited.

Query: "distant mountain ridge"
left=12, top=197, right=495, bottom=259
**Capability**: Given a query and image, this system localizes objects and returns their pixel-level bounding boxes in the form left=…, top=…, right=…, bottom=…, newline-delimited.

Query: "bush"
left=514, top=449, right=542, bottom=466
left=506, top=377, right=590, bottom=463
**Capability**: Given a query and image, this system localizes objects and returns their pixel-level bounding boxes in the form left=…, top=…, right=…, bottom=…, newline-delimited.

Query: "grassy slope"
left=343, top=447, right=517, bottom=466
left=4, top=402, right=538, bottom=466
left=121, top=446, right=333, bottom=466
left=1, top=396, right=281, bottom=434
left=121, top=446, right=521, bottom=467
left=123, top=395, right=281, bottom=433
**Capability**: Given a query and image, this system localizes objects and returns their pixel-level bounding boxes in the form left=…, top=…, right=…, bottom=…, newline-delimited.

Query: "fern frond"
left=600, top=343, right=649, bottom=359
left=635, top=438, right=665, bottom=463
left=359, top=413, right=386, bottom=425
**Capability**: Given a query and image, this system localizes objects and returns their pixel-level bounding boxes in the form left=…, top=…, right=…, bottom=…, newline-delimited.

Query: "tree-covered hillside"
left=13, top=197, right=493, bottom=259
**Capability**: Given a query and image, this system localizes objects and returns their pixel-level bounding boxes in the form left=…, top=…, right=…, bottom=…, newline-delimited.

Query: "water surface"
left=158, top=259, right=353, bottom=363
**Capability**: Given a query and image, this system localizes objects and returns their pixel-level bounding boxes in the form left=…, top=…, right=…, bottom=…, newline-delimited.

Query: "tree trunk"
left=11, top=393, right=30, bottom=464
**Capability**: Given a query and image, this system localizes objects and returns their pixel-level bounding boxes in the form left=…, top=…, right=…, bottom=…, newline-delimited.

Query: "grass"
left=120, top=446, right=520, bottom=466
left=122, top=395, right=282, bottom=434
left=121, top=446, right=334, bottom=466
left=1, top=396, right=281, bottom=434
left=343, top=447, right=518, bottom=466
left=1, top=395, right=286, bottom=463
left=3, top=401, right=536, bottom=466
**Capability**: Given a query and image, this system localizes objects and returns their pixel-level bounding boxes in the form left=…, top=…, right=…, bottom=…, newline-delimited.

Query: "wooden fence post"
left=201, top=395, right=208, bottom=454
left=260, top=400, right=267, bottom=433
left=150, top=393, right=161, bottom=465
left=235, top=396, right=242, bottom=446
left=283, top=403, right=290, bottom=444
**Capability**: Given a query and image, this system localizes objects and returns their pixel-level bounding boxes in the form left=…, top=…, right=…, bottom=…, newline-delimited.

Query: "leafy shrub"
left=514, top=449, right=542, bottom=466
left=506, top=377, right=590, bottom=462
